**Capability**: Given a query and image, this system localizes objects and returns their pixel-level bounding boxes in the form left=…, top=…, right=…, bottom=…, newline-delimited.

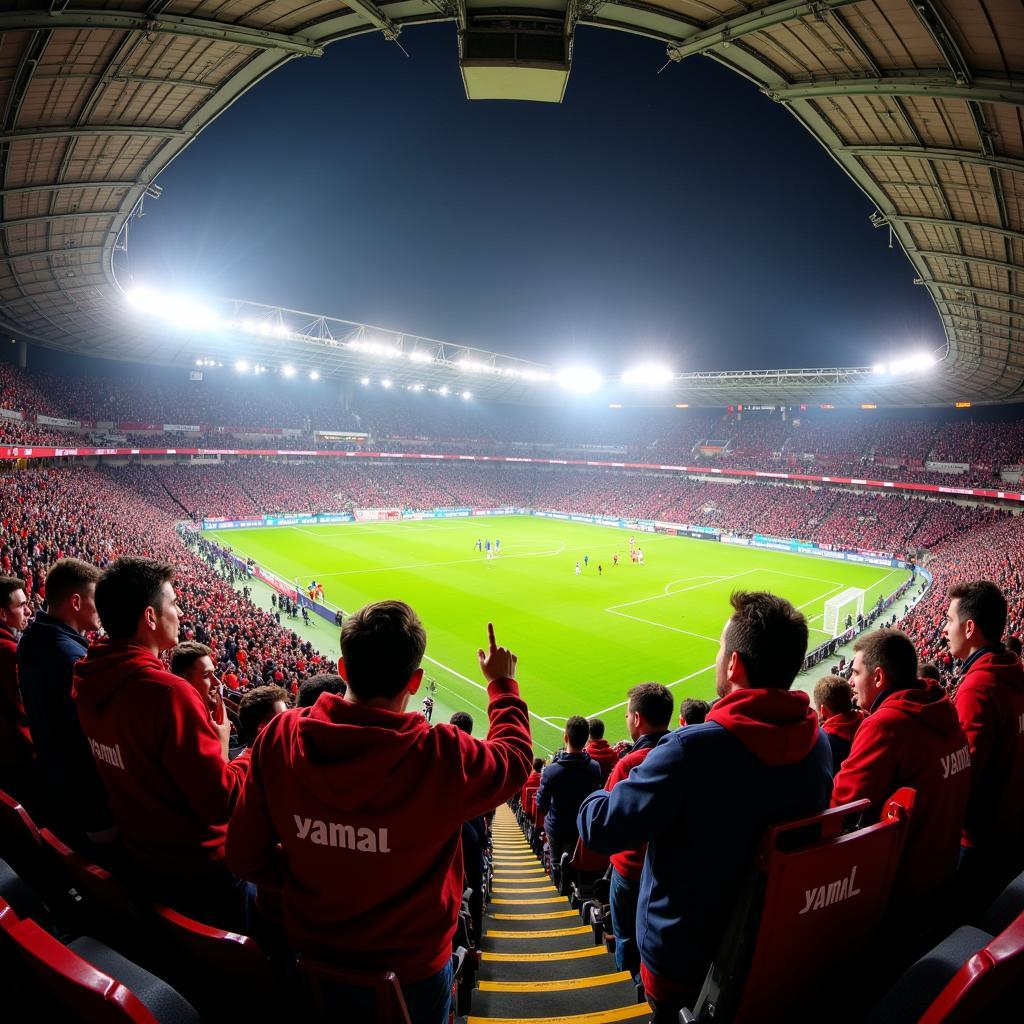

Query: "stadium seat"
left=866, top=910, right=1024, bottom=1024
left=297, top=955, right=414, bottom=1023
left=38, top=828, right=148, bottom=943
left=152, top=904, right=284, bottom=1017
left=0, top=788, right=43, bottom=882
left=0, top=857, right=52, bottom=932
left=0, top=896, right=201, bottom=1024
left=981, top=867, right=1024, bottom=936
left=680, top=787, right=916, bottom=1024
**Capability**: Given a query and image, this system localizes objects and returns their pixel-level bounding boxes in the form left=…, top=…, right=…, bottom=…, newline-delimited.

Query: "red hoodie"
left=954, top=649, right=1024, bottom=851
left=832, top=684, right=970, bottom=901
left=585, top=738, right=620, bottom=781
left=73, top=638, right=249, bottom=880
left=225, top=678, right=532, bottom=982
left=0, top=626, right=33, bottom=775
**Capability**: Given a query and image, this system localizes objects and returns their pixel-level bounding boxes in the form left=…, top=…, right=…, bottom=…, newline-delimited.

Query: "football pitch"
left=206, top=516, right=911, bottom=752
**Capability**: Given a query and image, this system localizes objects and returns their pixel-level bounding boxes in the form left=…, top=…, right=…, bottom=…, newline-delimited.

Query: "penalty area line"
left=584, top=662, right=718, bottom=719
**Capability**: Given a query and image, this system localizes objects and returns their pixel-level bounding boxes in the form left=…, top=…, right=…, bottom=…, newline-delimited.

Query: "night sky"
left=128, top=23, right=942, bottom=374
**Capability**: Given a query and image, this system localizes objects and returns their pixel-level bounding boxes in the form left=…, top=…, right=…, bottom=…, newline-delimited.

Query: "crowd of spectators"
left=0, top=466, right=331, bottom=697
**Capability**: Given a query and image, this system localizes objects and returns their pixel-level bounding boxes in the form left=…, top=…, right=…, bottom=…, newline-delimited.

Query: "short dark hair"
left=0, top=576, right=26, bottom=609
left=724, top=591, right=808, bottom=689
left=170, top=641, right=213, bottom=679
left=532, top=757, right=545, bottom=772
left=813, top=675, right=853, bottom=714
left=95, top=558, right=175, bottom=640
left=950, top=581, right=1008, bottom=646
left=853, top=629, right=918, bottom=691
left=238, top=685, right=290, bottom=747
left=1006, top=636, right=1022, bottom=657
left=628, top=683, right=673, bottom=729
left=296, top=673, right=346, bottom=708
left=588, top=718, right=605, bottom=740
left=565, top=715, right=590, bottom=749
left=680, top=698, right=710, bottom=725
left=919, top=661, right=942, bottom=682
left=44, top=558, right=102, bottom=608
left=450, top=711, right=473, bottom=735
left=340, top=601, right=426, bottom=700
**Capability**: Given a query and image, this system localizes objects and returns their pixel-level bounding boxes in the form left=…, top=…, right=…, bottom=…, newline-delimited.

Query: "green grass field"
left=207, top=516, right=910, bottom=752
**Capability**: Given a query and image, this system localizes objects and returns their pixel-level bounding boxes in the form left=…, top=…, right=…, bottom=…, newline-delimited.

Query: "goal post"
left=823, top=588, right=866, bottom=637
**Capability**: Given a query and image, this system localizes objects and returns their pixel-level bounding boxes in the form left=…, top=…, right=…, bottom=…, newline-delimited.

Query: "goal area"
left=823, top=588, right=865, bottom=637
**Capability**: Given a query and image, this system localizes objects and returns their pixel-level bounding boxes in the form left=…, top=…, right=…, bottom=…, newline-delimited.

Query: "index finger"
left=487, top=622, right=497, bottom=652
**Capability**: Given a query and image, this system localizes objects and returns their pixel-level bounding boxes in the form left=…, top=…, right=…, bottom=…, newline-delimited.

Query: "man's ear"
left=727, top=650, right=744, bottom=685
left=143, top=605, right=157, bottom=632
left=337, top=657, right=348, bottom=681
left=70, top=592, right=82, bottom=612
left=407, top=667, right=424, bottom=695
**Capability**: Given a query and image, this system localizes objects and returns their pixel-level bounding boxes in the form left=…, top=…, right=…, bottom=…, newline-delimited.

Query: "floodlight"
left=872, top=362, right=887, bottom=374
left=410, top=350, right=434, bottom=364
left=439, top=386, right=449, bottom=396
left=461, top=390, right=472, bottom=400
left=622, top=362, right=674, bottom=387
left=382, top=378, right=393, bottom=388
left=309, top=370, right=320, bottom=381
left=556, top=365, right=602, bottom=394
left=360, top=376, right=370, bottom=385
left=235, top=360, right=250, bottom=373
left=282, top=364, right=296, bottom=378
left=195, top=359, right=203, bottom=366
left=874, top=351, right=937, bottom=376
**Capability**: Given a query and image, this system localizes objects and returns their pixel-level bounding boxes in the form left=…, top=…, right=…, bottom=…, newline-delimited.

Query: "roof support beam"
left=0, top=11, right=324, bottom=57
left=665, top=0, right=858, bottom=62
left=339, top=0, right=402, bottom=41
left=20, top=72, right=219, bottom=92
left=768, top=74, right=1024, bottom=107
left=0, top=180, right=136, bottom=198
left=877, top=215, right=1024, bottom=247
left=917, top=278, right=1024, bottom=305
left=840, top=145, right=1024, bottom=178
left=2, top=210, right=120, bottom=231
left=937, top=301, right=1024, bottom=328
left=0, top=126, right=185, bottom=142
left=914, top=250, right=1022, bottom=277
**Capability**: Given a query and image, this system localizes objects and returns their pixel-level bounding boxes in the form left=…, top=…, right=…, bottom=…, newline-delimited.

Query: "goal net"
left=823, top=588, right=866, bottom=637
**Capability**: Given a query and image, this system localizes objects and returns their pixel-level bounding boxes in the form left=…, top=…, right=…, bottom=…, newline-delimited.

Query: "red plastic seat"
left=685, top=787, right=916, bottom=1024
left=569, top=836, right=610, bottom=874
left=918, top=910, right=1024, bottom=1024
left=298, top=954, right=413, bottom=1024
left=0, top=787, right=42, bottom=875
left=38, top=828, right=148, bottom=938
left=0, top=895, right=198, bottom=1024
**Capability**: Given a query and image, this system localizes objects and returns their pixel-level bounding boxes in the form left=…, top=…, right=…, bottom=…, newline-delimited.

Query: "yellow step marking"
left=482, top=945, right=606, bottom=962
left=479, top=970, right=631, bottom=993
left=490, top=909, right=579, bottom=920
left=492, top=885, right=560, bottom=894
left=468, top=1004, right=650, bottom=1024
left=485, top=925, right=590, bottom=939
left=492, top=894, right=567, bottom=905
left=492, top=869, right=548, bottom=877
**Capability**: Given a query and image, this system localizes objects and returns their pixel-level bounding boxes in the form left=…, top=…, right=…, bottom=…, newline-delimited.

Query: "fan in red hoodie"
left=812, top=673, right=862, bottom=774
left=944, top=581, right=1024, bottom=902
left=585, top=718, right=620, bottom=780
left=73, top=558, right=248, bottom=927
left=226, top=605, right=532, bottom=1023
left=0, top=575, right=33, bottom=793
left=831, top=629, right=970, bottom=933
left=603, top=682, right=674, bottom=984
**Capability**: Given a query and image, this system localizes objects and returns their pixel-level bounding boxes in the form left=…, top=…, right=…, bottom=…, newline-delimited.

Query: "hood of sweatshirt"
left=874, top=684, right=962, bottom=738
left=963, top=650, right=1024, bottom=693
left=291, top=693, right=432, bottom=812
left=73, top=638, right=166, bottom=711
left=822, top=709, right=862, bottom=744
left=707, top=687, right=819, bottom=766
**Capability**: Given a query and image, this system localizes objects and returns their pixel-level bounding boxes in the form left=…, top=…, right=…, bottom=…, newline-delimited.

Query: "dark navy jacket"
left=536, top=751, right=601, bottom=842
left=578, top=690, right=833, bottom=991
left=17, top=611, right=111, bottom=834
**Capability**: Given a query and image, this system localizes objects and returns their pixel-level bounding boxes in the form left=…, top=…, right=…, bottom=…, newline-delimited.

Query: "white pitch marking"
left=606, top=569, right=758, bottom=612
left=585, top=662, right=718, bottom=718
left=605, top=608, right=721, bottom=644
left=311, top=542, right=573, bottom=578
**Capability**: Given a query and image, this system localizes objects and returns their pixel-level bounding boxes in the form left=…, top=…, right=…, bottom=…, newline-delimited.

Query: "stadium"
left=1, top=1, right=1023, bottom=1022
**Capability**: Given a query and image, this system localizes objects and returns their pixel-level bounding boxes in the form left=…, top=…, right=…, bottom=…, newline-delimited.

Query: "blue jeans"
left=610, top=868, right=641, bottom=981
left=315, top=958, right=454, bottom=1024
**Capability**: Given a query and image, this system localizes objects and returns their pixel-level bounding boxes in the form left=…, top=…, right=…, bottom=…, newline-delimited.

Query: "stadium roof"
left=0, top=1, right=1021, bottom=406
